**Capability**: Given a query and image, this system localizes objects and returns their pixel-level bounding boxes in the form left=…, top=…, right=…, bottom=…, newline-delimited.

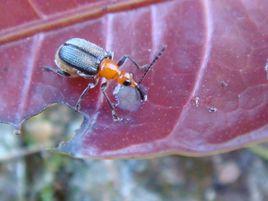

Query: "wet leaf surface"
left=0, top=0, right=267, bottom=158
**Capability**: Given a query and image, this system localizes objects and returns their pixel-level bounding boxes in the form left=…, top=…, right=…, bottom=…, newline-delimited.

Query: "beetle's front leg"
left=75, top=78, right=99, bottom=111
left=101, top=81, right=122, bottom=121
left=44, top=66, right=71, bottom=77
left=117, top=56, right=148, bottom=71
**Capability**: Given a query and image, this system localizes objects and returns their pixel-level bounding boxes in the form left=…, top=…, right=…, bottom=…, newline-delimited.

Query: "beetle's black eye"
left=123, top=80, right=131, bottom=86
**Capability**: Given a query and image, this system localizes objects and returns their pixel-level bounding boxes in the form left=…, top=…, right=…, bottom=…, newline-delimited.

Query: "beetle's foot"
left=43, top=66, right=53, bottom=72
left=74, top=103, right=81, bottom=112
left=112, top=115, right=123, bottom=122
left=141, top=64, right=149, bottom=71
left=112, top=111, right=122, bottom=122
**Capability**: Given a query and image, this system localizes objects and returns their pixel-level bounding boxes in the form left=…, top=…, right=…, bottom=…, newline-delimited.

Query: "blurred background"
left=0, top=104, right=268, bottom=201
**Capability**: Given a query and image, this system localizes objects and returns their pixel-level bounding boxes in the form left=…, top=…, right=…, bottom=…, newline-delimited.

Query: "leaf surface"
left=0, top=0, right=267, bottom=158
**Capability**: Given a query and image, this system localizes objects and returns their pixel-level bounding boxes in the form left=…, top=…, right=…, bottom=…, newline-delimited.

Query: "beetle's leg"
left=101, top=82, right=122, bottom=121
left=117, top=56, right=148, bottom=71
left=44, top=66, right=71, bottom=77
left=75, top=78, right=99, bottom=111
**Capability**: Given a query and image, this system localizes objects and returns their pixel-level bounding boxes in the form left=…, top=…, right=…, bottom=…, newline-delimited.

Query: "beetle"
left=45, top=38, right=165, bottom=121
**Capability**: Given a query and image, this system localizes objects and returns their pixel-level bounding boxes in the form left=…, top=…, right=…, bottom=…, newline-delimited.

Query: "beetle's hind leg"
left=101, top=81, right=122, bottom=122
left=44, top=66, right=71, bottom=77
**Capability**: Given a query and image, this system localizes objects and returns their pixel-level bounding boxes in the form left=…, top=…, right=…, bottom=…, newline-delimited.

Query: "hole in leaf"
left=0, top=104, right=83, bottom=161
left=0, top=123, right=19, bottom=161
left=21, top=104, right=84, bottom=149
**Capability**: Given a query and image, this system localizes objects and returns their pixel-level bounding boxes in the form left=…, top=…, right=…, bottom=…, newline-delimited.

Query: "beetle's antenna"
left=138, top=45, right=166, bottom=84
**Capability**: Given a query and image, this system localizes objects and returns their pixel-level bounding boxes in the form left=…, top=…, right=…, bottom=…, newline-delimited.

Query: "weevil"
left=45, top=38, right=165, bottom=121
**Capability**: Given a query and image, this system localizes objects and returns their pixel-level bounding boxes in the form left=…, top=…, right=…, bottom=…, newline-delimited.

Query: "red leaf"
left=0, top=0, right=267, bottom=158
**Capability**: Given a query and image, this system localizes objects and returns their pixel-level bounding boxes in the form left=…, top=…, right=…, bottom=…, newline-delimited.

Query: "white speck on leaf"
left=208, top=106, right=217, bottom=113
left=264, top=59, right=268, bottom=80
left=192, top=96, right=200, bottom=107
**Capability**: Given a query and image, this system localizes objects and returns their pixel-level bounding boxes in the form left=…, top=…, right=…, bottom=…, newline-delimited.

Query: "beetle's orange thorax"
left=99, top=58, right=120, bottom=80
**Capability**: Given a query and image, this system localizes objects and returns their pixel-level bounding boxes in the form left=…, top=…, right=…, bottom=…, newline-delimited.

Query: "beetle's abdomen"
left=58, top=38, right=111, bottom=75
